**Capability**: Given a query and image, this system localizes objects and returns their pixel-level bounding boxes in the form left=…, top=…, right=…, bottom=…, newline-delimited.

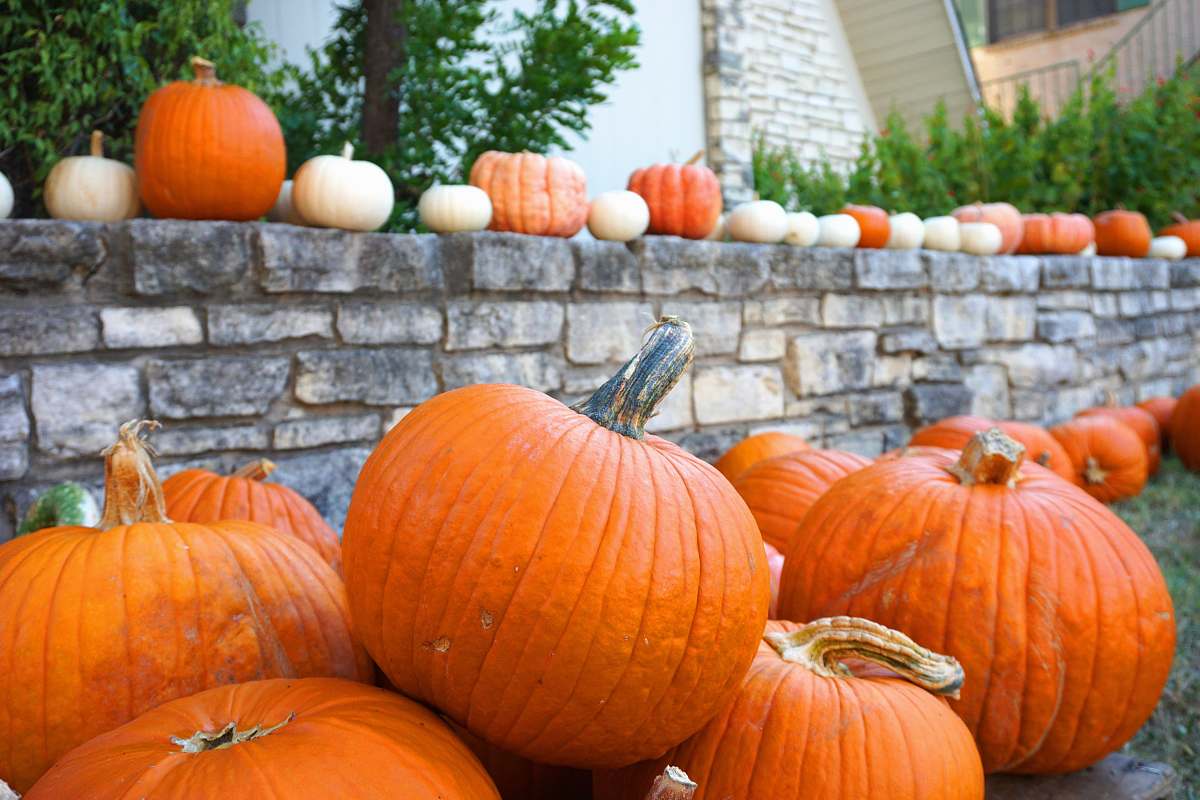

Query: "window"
left=1057, top=0, right=1118, bottom=27
left=986, top=0, right=1140, bottom=43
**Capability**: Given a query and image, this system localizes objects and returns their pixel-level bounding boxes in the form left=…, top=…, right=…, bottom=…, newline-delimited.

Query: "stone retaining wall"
left=1, top=219, right=1198, bottom=538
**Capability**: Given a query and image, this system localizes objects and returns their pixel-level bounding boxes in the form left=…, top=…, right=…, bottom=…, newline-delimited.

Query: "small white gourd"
left=728, top=200, right=788, bottom=243
left=1148, top=235, right=1187, bottom=260
left=43, top=131, right=139, bottom=222
left=292, top=142, right=395, bottom=232
left=784, top=211, right=819, bottom=247
left=922, top=216, right=961, bottom=251
left=419, top=184, right=493, bottom=234
left=816, top=213, right=860, bottom=248
left=267, top=180, right=307, bottom=225
left=885, top=212, right=924, bottom=249
left=959, top=222, right=1003, bottom=255
left=0, top=169, right=13, bottom=219
left=703, top=213, right=728, bottom=241
left=1078, top=241, right=1096, bottom=256
left=586, top=190, right=649, bottom=242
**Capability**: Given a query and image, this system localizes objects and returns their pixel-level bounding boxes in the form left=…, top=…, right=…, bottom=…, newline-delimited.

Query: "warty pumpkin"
left=1137, top=396, right=1177, bottom=448
left=1159, top=212, right=1200, bottom=257
left=908, top=414, right=1076, bottom=483
left=840, top=204, right=890, bottom=248
left=470, top=150, right=588, bottom=237
left=1094, top=208, right=1152, bottom=257
left=341, top=317, right=770, bottom=769
left=951, top=202, right=1023, bottom=254
left=25, top=678, right=499, bottom=800
left=162, top=458, right=342, bottom=572
left=0, top=422, right=372, bottom=792
left=594, top=617, right=983, bottom=800
left=731, top=448, right=872, bottom=551
left=713, top=431, right=810, bottom=481
left=135, top=57, right=285, bottom=220
left=1171, top=384, right=1200, bottom=470
left=1051, top=415, right=1149, bottom=502
left=627, top=151, right=722, bottom=240
left=1076, top=397, right=1161, bottom=475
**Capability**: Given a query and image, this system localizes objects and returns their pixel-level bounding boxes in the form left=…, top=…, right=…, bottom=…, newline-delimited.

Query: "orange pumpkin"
left=25, top=678, right=499, bottom=799
left=455, top=725, right=592, bottom=800
left=0, top=422, right=372, bottom=792
left=1076, top=399, right=1161, bottom=475
left=163, top=458, right=341, bottom=572
left=764, top=541, right=784, bottom=618
left=876, top=444, right=958, bottom=462
left=778, top=429, right=1175, bottom=774
left=840, top=204, right=890, bottom=248
left=1016, top=212, right=1094, bottom=254
left=1159, top=212, right=1200, bottom=257
left=1172, top=384, right=1200, bottom=470
left=951, top=202, right=1024, bottom=254
left=341, top=318, right=769, bottom=769
left=627, top=151, right=722, bottom=239
left=594, top=618, right=983, bottom=800
left=731, top=449, right=872, bottom=551
left=135, top=57, right=285, bottom=220
left=469, top=150, right=587, bottom=237
left=909, top=415, right=1076, bottom=483
left=1094, top=209, right=1152, bottom=257
left=1137, top=397, right=1177, bottom=448
left=713, top=431, right=810, bottom=481
left=1050, top=416, right=1148, bottom=502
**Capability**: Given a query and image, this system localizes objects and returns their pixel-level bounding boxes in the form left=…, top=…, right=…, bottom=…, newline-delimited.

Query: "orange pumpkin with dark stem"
left=135, top=57, right=285, bottom=220
left=908, top=415, right=1076, bottom=483
left=951, top=202, right=1024, bottom=254
left=1016, top=212, right=1094, bottom=254
left=0, top=422, right=372, bottom=792
left=469, top=150, right=588, bottom=237
left=1076, top=397, right=1161, bottom=475
left=342, top=318, right=769, bottom=769
left=731, top=449, right=871, bottom=551
left=1051, top=416, right=1148, bottom=503
left=1137, top=397, right=1177, bottom=448
left=713, top=431, right=809, bottom=481
left=25, top=678, right=499, bottom=799
left=778, top=429, right=1175, bottom=774
left=840, top=204, right=890, bottom=248
left=1159, top=212, right=1200, bottom=257
left=163, top=458, right=341, bottom=572
left=627, top=151, right=722, bottom=239
left=1094, top=209, right=1152, bottom=257
left=1172, top=384, right=1200, bottom=470
left=594, top=617, right=983, bottom=800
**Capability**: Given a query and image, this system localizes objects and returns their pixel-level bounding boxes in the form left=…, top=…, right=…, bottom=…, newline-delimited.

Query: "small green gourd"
left=17, top=482, right=100, bottom=536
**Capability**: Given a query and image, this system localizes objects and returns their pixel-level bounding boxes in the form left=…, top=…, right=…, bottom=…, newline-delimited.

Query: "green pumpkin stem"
left=97, top=420, right=170, bottom=531
left=946, top=427, right=1025, bottom=487
left=571, top=316, right=694, bottom=440
left=233, top=458, right=277, bottom=482
left=765, top=616, right=964, bottom=699
left=645, top=766, right=697, bottom=800
left=172, top=712, right=296, bottom=753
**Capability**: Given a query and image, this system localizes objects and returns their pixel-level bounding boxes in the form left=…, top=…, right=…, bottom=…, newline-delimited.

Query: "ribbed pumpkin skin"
left=134, top=70, right=284, bottom=220
left=1016, top=212, right=1094, bottom=254
left=1076, top=405, right=1161, bottom=474
left=342, top=384, right=770, bottom=769
left=456, top=724, right=593, bottom=800
left=0, top=521, right=372, bottom=792
left=162, top=468, right=341, bottom=572
left=951, top=202, right=1024, bottom=254
left=732, top=449, right=872, bottom=551
left=909, top=415, right=1076, bottom=483
left=1137, top=396, right=1177, bottom=447
left=594, top=620, right=984, bottom=800
left=1172, top=385, right=1200, bottom=470
left=25, top=678, right=498, bottom=799
left=1051, top=416, right=1149, bottom=503
left=469, top=151, right=587, bottom=236
left=627, top=162, right=722, bottom=239
left=777, top=453, right=1175, bottom=774
left=713, top=431, right=809, bottom=481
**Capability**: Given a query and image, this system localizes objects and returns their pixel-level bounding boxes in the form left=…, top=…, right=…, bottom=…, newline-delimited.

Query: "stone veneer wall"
left=2, top=219, right=1198, bottom=539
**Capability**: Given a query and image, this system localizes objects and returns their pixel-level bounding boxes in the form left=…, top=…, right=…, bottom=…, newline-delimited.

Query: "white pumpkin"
left=0, top=170, right=12, bottom=219
left=43, top=131, right=139, bottom=222
left=1078, top=241, right=1096, bottom=256
left=959, top=221, right=1003, bottom=255
left=291, top=142, right=394, bottom=231
left=1148, top=235, right=1187, bottom=261
left=419, top=184, right=492, bottom=234
left=586, top=190, right=649, bottom=242
left=704, top=213, right=728, bottom=241
left=267, top=180, right=306, bottom=225
left=784, top=211, right=819, bottom=247
left=728, top=200, right=788, bottom=243
left=816, top=213, right=861, bottom=248
left=922, top=216, right=961, bottom=252
left=885, top=212, right=924, bottom=249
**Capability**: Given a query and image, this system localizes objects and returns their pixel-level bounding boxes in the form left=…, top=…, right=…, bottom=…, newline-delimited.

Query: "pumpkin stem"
left=89, top=130, right=104, bottom=158
left=685, top=150, right=704, bottom=166
left=190, top=56, right=220, bottom=85
left=97, top=420, right=170, bottom=531
left=571, top=316, right=694, bottom=440
left=945, top=427, right=1025, bottom=487
left=1103, top=389, right=1119, bottom=407
left=171, top=712, right=295, bottom=753
left=1173, top=211, right=1189, bottom=225
left=645, top=766, right=697, bottom=800
left=232, top=458, right=277, bottom=482
left=341, top=142, right=355, bottom=160
left=1084, top=456, right=1109, bottom=485
left=765, top=616, right=964, bottom=699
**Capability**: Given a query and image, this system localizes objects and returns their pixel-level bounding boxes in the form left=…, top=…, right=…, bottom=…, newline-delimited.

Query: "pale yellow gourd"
left=419, top=184, right=492, bottom=233
left=0, top=170, right=12, bottom=219
left=267, top=180, right=307, bottom=225
left=816, top=213, right=860, bottom=248
left=728, top=200, right=788, bottom=243
left=586, top=190, right=649, bottom=241
left=784, top=211, right=819, bottom=247
left=1148, top=235, right=1186, bottom=260
left=292, top=143, right=394, bottom=232
left=44, top=131, right=139, bottom=222
left=959, top=221, right=1003, bottom=255
left=922, top=216, right=961, bottom=252
left=885, top=212, right=924, bottom=249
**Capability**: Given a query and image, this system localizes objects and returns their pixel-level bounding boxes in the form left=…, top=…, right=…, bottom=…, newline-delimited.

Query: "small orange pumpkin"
left=1016, top=212, right=1094, bottom=254
left=1076, top=398, right=1161, bottom=475
left=469, top=150, right=588, bottom=237
left=839, top=204, right=890, bottom=248
left=1137, top=396, right=1177, bottom=449
left=627, top=151, right=722, bottom=239
left=1051, top=416, right=1148, bottom=502
left=1094, top=209, right=1152, bottom=257
left=951, top=202, right=1024, bottom=254
left=713, top=432, right=810, bottom=482
left=1159, top=212, right=1200, bottom=257
left=909, top=415, right=1077, bottom=484
left=1172, top=384, right=1200, bottom=471
left=135, top=57, right=285, bottom=220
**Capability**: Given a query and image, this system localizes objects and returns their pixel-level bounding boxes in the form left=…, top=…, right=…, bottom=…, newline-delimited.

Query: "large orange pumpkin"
left=341, top=318, right=769, bottom=769
left=469, top=150, right=588, bottom=237
left=455, top=724, right=592, bottom=800
left=951, top=202, right=1024, bottom=254
left=1094, top=209, right=1152, bottom=257
left=25, top=678, right=499, bottom=799
left=1158, top=213, right=1200, bottom=257
left=1137, top=396, right=1177, bottom=448
left=713, top=431, right=810, bottom=481
left=778, top=429, right=1175, bottom=774
left=764, top=541, right=784, bottom=618
left=0, top=422, right=372, bottom=792
left=1016, top=212, right=1094, bottom=254
left=731, top=449, right=871, bottom=551
left=135, top=57, right=285, bottom=220
left=840, top=204, right=890, bottom=248
left=163, top=458, right=341, bottom=572
left=595, top=617, right=983, bottom=800
left=1051, top=416, right=1149, bottom=502
left=909, top=415, right=1076, bottom=483
left=1172, top=384, right=1200, bottom=470
left=627, top=152, right=722, bottom=239
left=1076, top=399, right=1161, bottom=475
